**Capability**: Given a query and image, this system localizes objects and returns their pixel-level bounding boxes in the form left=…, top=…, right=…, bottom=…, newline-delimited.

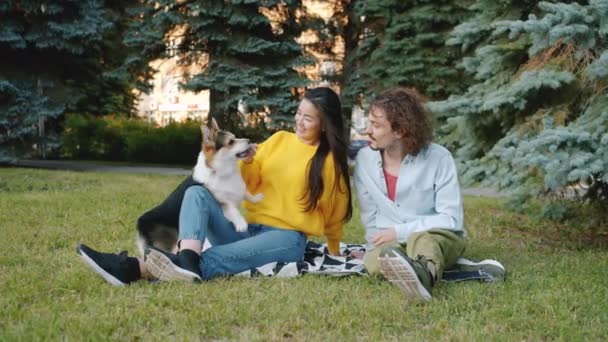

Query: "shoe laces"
left=115, top=250, right=132, bottom=266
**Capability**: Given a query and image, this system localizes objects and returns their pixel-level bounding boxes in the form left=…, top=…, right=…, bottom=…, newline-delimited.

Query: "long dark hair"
left=301, top=87, right=353, bottom=222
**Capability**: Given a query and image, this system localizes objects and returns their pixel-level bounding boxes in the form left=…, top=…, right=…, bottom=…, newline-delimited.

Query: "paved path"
left=14, top=159, right=191, bottom=176
left=12, top=159, right=505, bottom=197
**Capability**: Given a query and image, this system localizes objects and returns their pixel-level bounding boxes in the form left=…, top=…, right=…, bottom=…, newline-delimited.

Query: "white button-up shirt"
left=354, top=143, right=466, bottom=251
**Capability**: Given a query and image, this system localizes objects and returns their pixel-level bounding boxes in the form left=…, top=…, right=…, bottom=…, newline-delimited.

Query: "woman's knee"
left=184, top=185, right=208, bottom=199
left=183, top=186, right=216, bottom=207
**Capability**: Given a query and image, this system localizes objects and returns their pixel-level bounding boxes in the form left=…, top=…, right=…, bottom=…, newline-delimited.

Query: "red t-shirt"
left=383, top=168, right=398, bottom=201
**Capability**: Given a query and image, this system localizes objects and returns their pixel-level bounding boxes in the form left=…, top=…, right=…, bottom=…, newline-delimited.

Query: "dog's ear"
left=205, top=116, right=220, bottom=132
left=201, top=116, right=219, bottom=148
left=200, top=124, right=211, bottom=148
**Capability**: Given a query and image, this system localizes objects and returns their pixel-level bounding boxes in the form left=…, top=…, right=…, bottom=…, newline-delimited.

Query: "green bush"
left=60, top=114, right=201, bottom=164
left=124, top=121, right=200, bottom=164
left=61, top=114, right=113, bottom=160
left=102, top=116, right=152, bottom=160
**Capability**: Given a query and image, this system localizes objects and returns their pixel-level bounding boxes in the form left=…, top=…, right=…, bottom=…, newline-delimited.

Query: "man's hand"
left=371, top=228, right=397, bottom=246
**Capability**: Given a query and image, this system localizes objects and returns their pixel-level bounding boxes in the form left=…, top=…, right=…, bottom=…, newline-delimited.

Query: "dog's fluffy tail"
left=135, top=176, right=200, bottom=256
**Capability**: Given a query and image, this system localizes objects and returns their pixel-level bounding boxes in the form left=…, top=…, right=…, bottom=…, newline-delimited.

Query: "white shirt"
left=354, top=143, right=466, bottom=251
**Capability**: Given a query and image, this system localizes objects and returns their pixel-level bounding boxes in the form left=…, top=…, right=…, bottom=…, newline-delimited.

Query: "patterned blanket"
left=235, top=241, right=505, bottom=283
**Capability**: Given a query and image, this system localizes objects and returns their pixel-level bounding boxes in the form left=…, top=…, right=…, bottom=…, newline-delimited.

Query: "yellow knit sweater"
left=240, top=131, right=349, bottom=254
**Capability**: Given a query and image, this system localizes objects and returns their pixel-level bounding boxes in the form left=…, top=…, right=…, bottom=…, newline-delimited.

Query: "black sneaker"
left=76, top=244, right=140, bottom=286
left=378, top=247, right=434, bottom=301
left=144, top=247, right=202, bottom=283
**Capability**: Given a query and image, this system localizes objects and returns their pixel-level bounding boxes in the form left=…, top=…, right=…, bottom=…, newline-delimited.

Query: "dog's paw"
left=223, top=204, right=248, bottom=232
left=247, top=192, right=264, bottom=203
left=234, top=219, right=248, bottom=232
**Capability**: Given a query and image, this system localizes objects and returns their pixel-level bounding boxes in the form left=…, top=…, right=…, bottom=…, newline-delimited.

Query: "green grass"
left=1, top=168, right=607, bottom=341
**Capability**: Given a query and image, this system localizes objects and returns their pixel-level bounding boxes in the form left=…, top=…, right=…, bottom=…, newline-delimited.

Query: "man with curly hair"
left=353, top=87, right=466, bottom=301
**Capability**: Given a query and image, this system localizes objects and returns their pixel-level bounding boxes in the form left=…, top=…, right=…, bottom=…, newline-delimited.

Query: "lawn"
left=1, top=168, right=607, bottom=341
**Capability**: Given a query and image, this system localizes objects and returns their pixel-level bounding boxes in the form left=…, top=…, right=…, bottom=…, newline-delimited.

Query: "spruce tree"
left=126, top=0, right=309, bottom=131
left=0, top=0, right=142, bottom=161
left=299, top=0, right=360, bottom=118
left=341, top=0, right=472, bottom=106
left=430, top=0, right=608, bottom=218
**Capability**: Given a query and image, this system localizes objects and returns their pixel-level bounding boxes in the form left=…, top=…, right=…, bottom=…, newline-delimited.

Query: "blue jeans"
left=178, top=186, right=307, bottom=280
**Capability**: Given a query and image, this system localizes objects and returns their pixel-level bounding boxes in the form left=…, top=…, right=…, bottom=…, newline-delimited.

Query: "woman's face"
left=295, top=98, right=323, bottom=145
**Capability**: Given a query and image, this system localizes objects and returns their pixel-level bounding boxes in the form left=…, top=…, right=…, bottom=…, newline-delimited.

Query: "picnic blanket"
left=235, top=241, right=505, bottom=283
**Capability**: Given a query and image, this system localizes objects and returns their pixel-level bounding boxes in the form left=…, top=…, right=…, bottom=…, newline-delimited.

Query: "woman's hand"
left=371, top=228, right=397, bottom=246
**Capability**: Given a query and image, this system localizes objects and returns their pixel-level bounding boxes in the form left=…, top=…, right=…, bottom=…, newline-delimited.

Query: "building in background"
left=135, top=1, right=353, bottom=128
left=135, top=57, right=210, bottom=126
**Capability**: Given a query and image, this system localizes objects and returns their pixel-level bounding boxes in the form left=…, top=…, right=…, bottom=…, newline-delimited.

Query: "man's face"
left=364, top=106, right=401, bottom=151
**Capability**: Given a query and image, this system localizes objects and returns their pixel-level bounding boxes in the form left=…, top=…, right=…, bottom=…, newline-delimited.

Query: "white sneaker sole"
left=378, top=251, right=432, bottom=301
left=144, top=249, right=202, bottom=283
left=456, top=258, right=506, bottom=277
left=77, top=248, right=126, bottom=286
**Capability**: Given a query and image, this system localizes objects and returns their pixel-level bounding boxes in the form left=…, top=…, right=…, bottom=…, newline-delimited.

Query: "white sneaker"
left=378, top=248, right=433, bottom=301
left=454, top=258, right=506, bottom=280
left=144, top=248, right=202, bottom=283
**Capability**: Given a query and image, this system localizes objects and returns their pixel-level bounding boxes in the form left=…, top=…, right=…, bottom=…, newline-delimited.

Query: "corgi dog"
left=192, top=118, right=263, bottom=232
left=136, top=118, right=262, bottom=255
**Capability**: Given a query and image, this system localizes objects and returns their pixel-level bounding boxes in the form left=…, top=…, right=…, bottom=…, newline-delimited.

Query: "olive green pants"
left=364, top=228, right=466, bottom=281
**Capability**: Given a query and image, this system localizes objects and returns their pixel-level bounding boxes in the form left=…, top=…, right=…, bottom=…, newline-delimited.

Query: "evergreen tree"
left=126, top=0, right=309, bottom=131
left=336, top=0, right=363, bottom=119
left=305, top=0, right=361, bottom=121
left=430, top=0, right=608, bottom=218
left=0, top=0, right=142, bottom=161
left=341, top=0, right=472, bottom=107
left=299, top=0, right=359, bottom=118
left=81, top=0, right=143, bottom=116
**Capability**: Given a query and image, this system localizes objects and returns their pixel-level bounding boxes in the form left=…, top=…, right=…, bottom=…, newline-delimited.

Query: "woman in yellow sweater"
left=77, top=87, right=352, bottom=285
